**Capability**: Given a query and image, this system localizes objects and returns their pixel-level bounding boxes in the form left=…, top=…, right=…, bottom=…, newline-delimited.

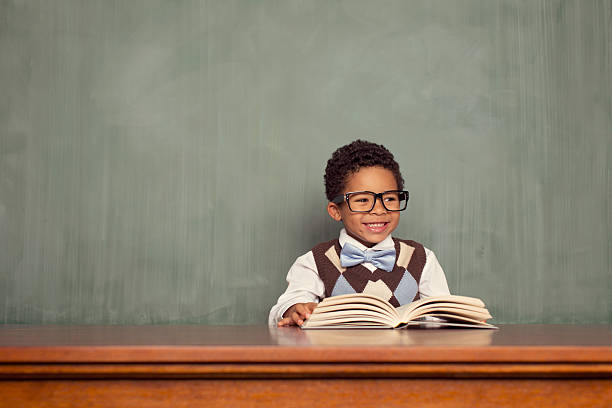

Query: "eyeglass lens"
left=347, top=191, right=407, bottom=212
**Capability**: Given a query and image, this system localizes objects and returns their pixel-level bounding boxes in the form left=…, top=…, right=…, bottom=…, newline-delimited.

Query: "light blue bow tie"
left=339, top=242, right=396, bottom=272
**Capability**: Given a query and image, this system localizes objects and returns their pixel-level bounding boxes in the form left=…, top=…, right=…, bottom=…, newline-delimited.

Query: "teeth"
left=366, top=223, right=386, bottom=227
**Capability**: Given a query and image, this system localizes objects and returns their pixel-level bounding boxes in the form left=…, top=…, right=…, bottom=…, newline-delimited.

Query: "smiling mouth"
left=363, top=222, right=389, bottom=232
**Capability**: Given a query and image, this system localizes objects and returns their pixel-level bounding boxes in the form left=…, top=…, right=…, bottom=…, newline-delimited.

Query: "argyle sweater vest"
left=311, top=238, right=427, bottom=307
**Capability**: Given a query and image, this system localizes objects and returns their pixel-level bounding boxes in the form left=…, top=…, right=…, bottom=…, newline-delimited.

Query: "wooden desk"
left=0, top=325, right=610, bottom=407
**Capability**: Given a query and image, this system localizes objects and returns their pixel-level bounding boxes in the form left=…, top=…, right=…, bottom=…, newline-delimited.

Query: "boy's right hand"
left=277, top=302, right=318, bottom=327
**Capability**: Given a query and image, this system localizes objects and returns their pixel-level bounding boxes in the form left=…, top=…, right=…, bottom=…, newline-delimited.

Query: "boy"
left=269, top=140, right=450, bottom=327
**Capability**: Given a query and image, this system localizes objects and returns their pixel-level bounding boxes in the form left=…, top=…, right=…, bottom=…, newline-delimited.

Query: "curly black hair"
left=324, top=140, right=404, bottom=201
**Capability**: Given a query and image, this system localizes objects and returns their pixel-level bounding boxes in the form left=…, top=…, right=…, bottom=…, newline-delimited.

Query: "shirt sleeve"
left=267, top=251, right=325, bottom=326
left=418, top=248, right=451, bottom=297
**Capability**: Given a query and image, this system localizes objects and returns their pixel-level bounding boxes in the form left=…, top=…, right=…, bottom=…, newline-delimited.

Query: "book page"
left=315, top=293, right=400, bottom=321
left=403, top=320, right=497, bottom=329
left=302, top=316, right=393, bottom=329
left=398, top=295, right=487, bottom=321
left=426, top=313, right=495, bottom=326
left=306, top=309, right=393, bottom=324
left=406, top=303, right=492, bottom=322
left=312, top=302, right=396, bottom=320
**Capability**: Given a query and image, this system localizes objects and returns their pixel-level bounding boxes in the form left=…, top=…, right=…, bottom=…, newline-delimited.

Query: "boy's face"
left=327, top=166, right=400, bottom=247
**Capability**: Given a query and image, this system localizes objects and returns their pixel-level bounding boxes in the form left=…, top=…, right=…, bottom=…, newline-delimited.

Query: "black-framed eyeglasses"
left=332, top=190, right=409, bottom=212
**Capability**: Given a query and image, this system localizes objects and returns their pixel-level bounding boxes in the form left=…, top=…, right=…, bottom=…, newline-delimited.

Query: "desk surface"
left=0, top=324, right=610, bottom=363
left=1, top=325, right=611, bottom=408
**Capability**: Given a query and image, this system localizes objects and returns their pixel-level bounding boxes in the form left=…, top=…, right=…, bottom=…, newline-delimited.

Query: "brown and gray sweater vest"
left=311, top=238, right=427, bottom=307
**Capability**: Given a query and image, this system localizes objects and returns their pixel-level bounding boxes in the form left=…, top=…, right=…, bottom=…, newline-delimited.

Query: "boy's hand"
left=277, top=302, right=318, bottom=327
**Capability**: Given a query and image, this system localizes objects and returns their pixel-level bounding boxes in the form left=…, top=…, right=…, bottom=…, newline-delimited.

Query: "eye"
left=383, top=192, right=400, bottom=202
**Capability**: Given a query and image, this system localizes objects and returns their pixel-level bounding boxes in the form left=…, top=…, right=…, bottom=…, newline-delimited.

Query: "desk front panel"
left=1, top=379, right=611, bottom=408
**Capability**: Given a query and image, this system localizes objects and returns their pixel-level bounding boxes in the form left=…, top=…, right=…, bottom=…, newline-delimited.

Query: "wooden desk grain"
left=0, top=325, right=610, bottom=407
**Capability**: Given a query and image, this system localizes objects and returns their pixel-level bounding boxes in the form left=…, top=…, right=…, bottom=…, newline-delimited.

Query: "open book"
left=300, top=293, right=496, bottom=329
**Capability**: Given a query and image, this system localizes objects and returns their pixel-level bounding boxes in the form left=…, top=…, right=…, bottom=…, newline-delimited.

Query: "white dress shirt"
left=268, top=228, right=450, bottom=325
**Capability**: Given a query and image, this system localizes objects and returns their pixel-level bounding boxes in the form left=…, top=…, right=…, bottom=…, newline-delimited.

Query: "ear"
left=327, top=202, right=343, bottom=222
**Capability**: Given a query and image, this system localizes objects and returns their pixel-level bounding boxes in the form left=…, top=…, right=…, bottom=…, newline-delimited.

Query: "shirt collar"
left=338, top=228, right=395, bottom=251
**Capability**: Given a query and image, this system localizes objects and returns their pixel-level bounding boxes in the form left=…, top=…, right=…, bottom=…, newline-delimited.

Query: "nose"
left=370, top=195, right=387, bottom=214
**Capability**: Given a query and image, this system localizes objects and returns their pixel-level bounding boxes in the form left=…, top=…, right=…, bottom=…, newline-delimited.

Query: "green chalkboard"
left=1, top=0, right=610, bottom=324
